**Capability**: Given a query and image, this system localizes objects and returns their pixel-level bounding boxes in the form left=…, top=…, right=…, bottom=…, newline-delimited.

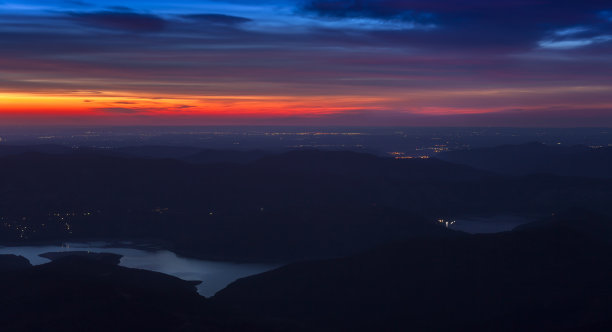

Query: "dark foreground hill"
left=0, top=254, right=31, bottom=271
left=214, top=211, right=612, bottom=331
left=1, top=212, right=612, bottom=331
left=438, top=142, right=612, bottom=178
left=0, top=253, right=269, bottom=332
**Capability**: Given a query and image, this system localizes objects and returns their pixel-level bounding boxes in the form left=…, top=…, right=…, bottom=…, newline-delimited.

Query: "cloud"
left=1, top=1, right=611, bottom=126
left=555, top=27, right=591, bottom=36
left=301, top=0, right=612, bottom=49
left=302, top=0, right=608, bottom=22
left=63, top=0, right=91, bottom=7
left=181, top=13, right=252, bottom=25
left=539, top=35, right=612, bottom=50
left=106, top=6, right=133, bottom=12
left=539, top=23, right=612, bottom=50
left=68, top=11, right=166, bottom=32
left=96, top=107, right=147, bottom=114
left=303, top=0, right=431, bottom=21
left=300, top=0, right=436, bottom=31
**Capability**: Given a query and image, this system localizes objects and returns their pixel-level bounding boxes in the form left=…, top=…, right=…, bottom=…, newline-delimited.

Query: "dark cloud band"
left=69, top=11, right=166, bottom=32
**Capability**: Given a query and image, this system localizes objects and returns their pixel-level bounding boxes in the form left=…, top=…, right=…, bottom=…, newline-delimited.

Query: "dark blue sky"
left=1, top=0, right=611, bottom=126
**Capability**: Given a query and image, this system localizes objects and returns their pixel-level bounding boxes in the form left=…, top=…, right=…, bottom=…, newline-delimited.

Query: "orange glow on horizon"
left=2, top=84, right=612, bottom=126
left=0, top=92, right=390, bottom=118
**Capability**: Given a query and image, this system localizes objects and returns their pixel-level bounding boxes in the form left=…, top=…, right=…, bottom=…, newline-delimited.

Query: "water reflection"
left=0, top=242, right=277, bottom=297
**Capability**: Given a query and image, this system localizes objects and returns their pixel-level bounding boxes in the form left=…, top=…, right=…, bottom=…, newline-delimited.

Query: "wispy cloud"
left=0, top=0, right=611, bottom=125
left=68, top=10, right=166, bottom=32
left=539, top=35, right=612, bottom=50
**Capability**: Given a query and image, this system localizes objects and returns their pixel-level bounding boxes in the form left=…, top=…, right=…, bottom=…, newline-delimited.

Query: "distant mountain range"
left=0, top=144, right=269, bottom=164
left=0, top=145, right=612, bottom=261
left=438, top=142, right=612, bottom=178
left=0, top=143, right=611, bottom=330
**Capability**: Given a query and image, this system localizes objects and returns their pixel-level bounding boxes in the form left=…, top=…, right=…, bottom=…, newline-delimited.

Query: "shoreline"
left=0, top=237, right=289, bottom=265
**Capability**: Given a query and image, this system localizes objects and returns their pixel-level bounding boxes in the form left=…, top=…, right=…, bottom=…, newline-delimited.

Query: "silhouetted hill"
left=0, top=151, right=461, bottom=260
left=0, top=144, right=267, bottom=164
left=0, top=254, right=31, bottom=271
left=514, top=208, right=612, bottom=244
left=1, top=149, right=612, bottom=260
left=215, top=211, right=612, bottom=331
left=1, top=144, right=612, bottom=330
left=182, top=149, right=268, bottom=164
left=255, top=149, right=489, bottom=181
left=0, top=144, right=74, bottom=156
left=0, top=253, right=269, bottom=331
left=115, top=145, right=203, bottom=159
left=438, top=142, right=612, bottom=178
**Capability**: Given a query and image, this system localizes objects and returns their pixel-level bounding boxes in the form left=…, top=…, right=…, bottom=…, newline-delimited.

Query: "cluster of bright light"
left=437, top=219, right=456, bottom=228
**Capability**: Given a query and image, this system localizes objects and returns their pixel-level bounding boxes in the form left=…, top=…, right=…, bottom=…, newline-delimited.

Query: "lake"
left=0, top=241, right=278, bottom=297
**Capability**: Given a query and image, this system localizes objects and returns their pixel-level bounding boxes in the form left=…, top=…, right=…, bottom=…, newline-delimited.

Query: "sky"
left=0, top=0, right=611, bottom=126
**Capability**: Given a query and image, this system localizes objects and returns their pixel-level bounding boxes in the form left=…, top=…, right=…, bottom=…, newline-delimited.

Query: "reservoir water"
left=0, top=242, right=277, bottom=297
